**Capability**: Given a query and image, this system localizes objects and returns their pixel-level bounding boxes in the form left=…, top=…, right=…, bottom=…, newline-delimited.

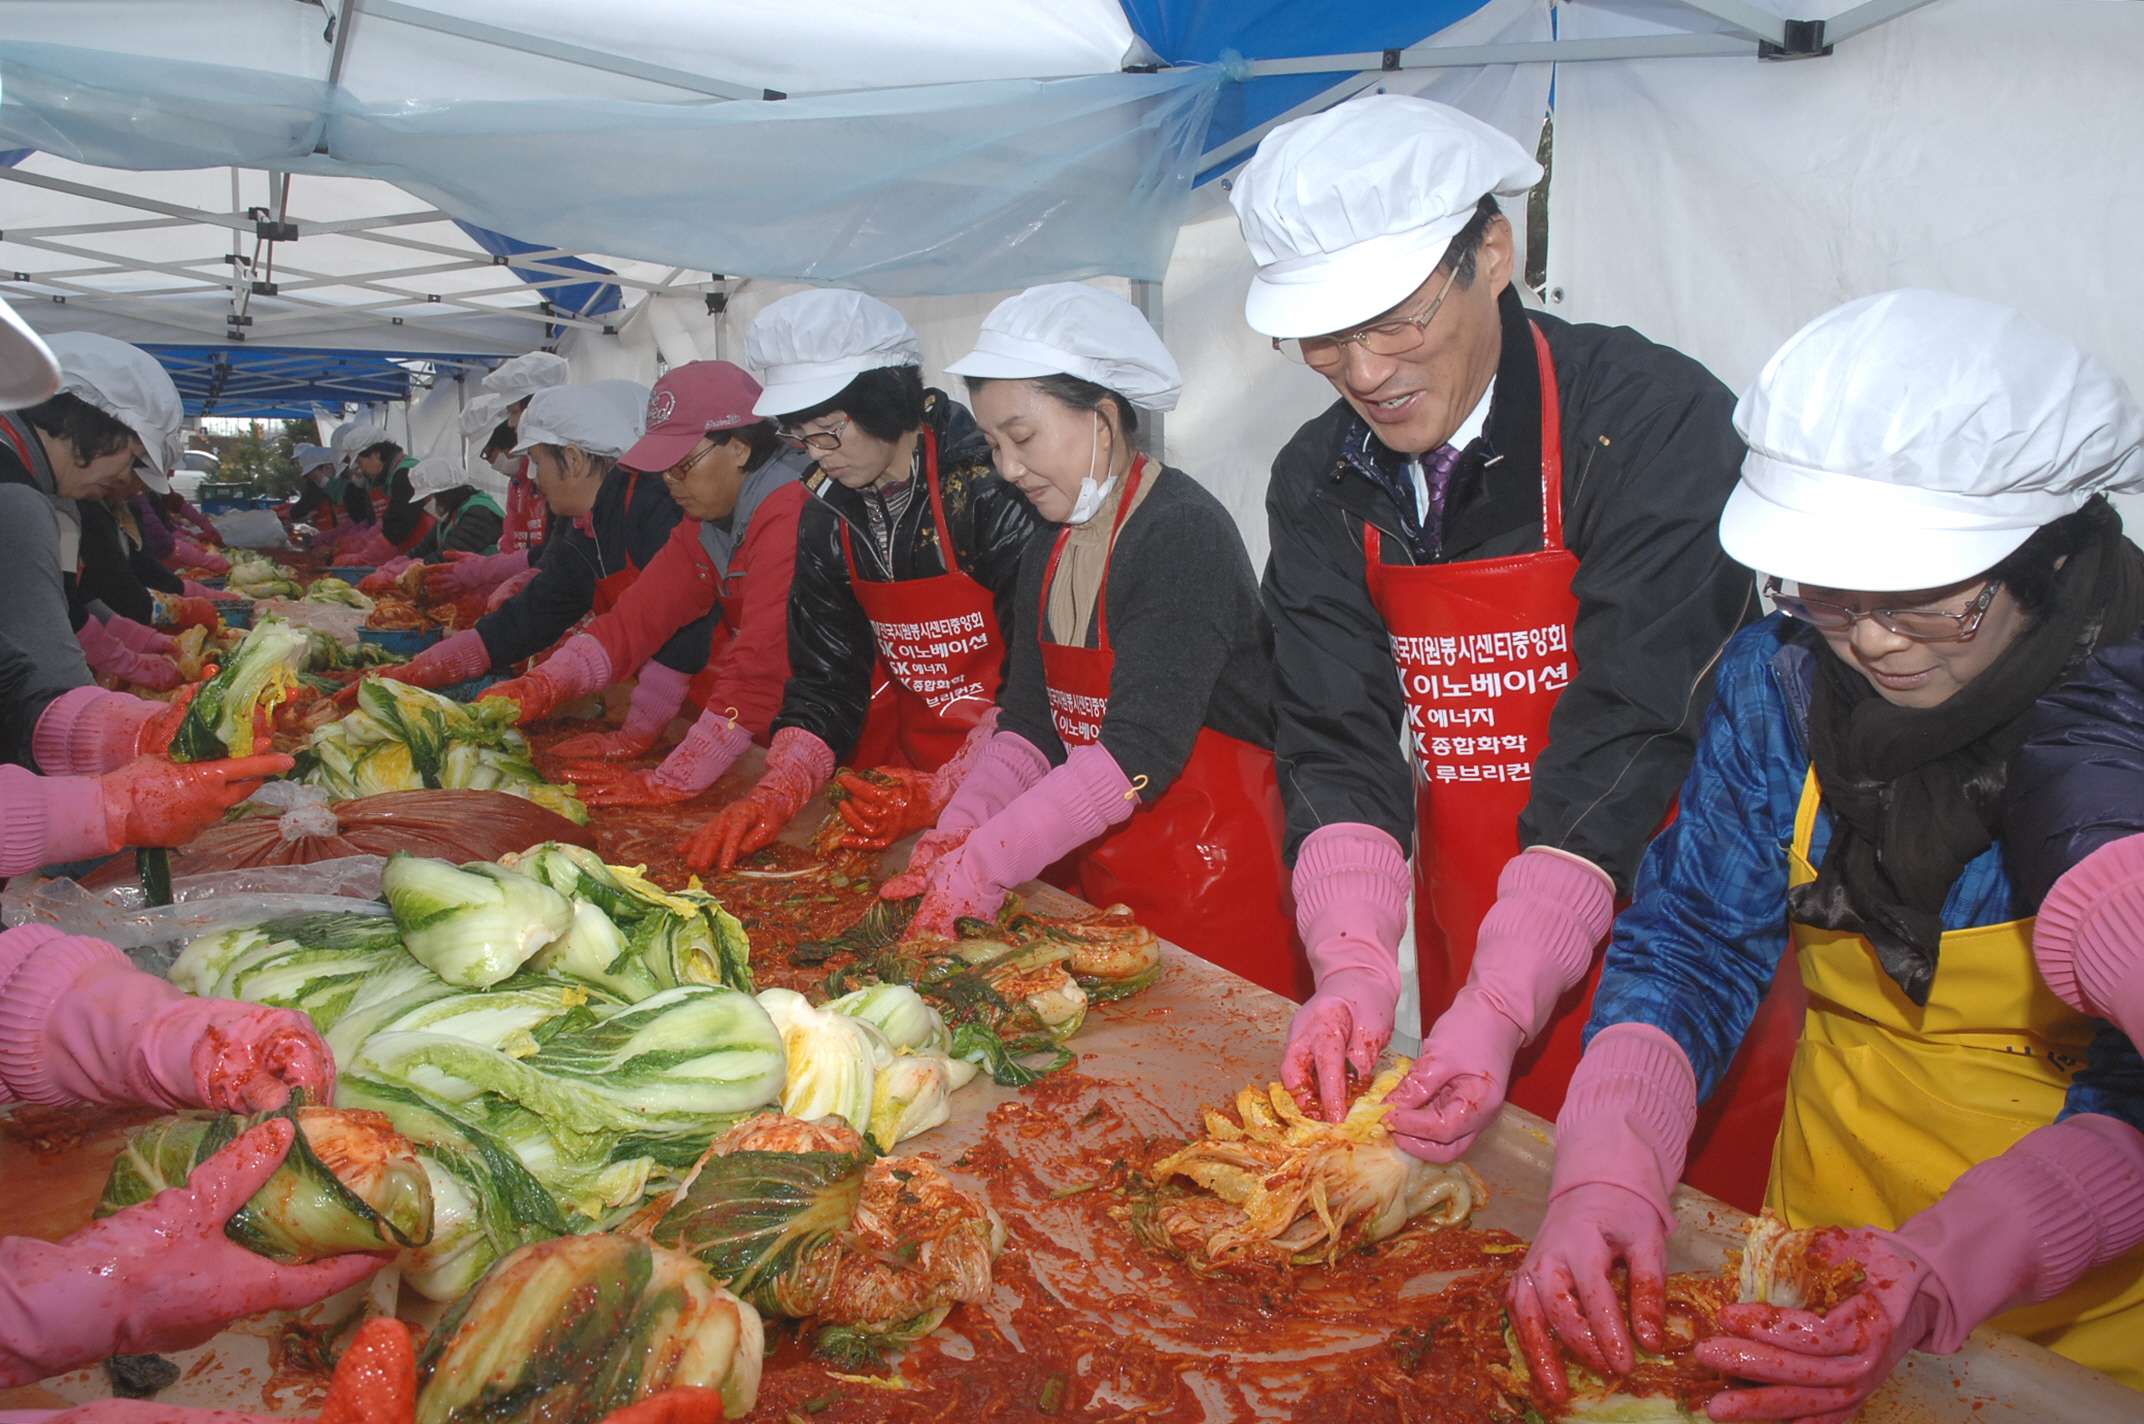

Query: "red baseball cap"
left=622, top=360, right=766, bottom=472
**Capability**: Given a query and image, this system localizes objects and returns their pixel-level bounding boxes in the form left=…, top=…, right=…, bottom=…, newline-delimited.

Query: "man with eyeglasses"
left=680, top=288, right=1044, bottom=874
left=1239, top=95, right=1774, bottom=1201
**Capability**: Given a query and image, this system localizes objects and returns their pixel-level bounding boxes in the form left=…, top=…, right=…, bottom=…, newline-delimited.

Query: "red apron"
left=1038, top=459, right=1305, bottom=1001
left=504, top=461, right=549, bottom=554
left=683, top=572, right=753, bottom=716
left=1365, top=321, right=1790, bottom=1210
left=838, top=428, right=1006, bottom=772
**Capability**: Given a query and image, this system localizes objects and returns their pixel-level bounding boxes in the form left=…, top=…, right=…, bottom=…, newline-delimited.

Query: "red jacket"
left=583, top=473, right=805, bottom=740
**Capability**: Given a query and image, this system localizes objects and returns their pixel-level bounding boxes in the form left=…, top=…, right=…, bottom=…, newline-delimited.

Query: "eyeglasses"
left=1273, top=266, right=1462, bottom=369
left=777, top=413, right=851, bottom=452
left=1765, top=577, right=2003, bottom=642
left=664, top=440, right=718, bottom=479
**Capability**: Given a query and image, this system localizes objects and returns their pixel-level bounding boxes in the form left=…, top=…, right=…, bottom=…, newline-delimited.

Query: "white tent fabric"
left=0, top=0, right=1209, bottom=296
left=1548, top=0, right=2144, bottom=401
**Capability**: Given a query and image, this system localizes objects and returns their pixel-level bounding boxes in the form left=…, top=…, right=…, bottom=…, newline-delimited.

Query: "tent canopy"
left=0, top=0, right=1949, bottom=413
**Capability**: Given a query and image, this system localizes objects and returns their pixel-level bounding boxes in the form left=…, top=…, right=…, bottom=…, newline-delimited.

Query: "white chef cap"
left=406, top=455, right=475, bottom=504
left=482, top=351, right=570, bottom=403
left=946, top=284, right=1182, bottom=412
left=0, top=295, right=60, bottom=410
left=744, top=289, right=923, bottom=418
left=458, top=392, right=508, bottom=438
left=1231, top=95, right=1540, bottom=340
left=293, top=443, right=338, bottom=476
left=44, top=332, right=185, bottom=490
left=513, top=384, right=637, bottom=459
left=1721, top=289, right=2144, bottom=591
left=588, top=380, right=652, bottom=443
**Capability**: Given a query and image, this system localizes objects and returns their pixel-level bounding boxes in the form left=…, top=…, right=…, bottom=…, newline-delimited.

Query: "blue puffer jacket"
left=1590, top=615, right=2144, bottom=1132
left=2006, top=631, right=2144, bottom=907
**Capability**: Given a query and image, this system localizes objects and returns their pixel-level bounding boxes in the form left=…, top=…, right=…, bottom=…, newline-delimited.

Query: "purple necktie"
left=1421, top=442, right=1462, bottom=542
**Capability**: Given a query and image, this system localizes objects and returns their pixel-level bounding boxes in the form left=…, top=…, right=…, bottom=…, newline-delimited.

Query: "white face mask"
left=1066, top=413, right=1116, bottom=525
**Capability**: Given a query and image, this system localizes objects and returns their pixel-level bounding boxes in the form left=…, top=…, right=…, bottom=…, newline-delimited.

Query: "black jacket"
left=2005, top=630, right=2144, bottom=907
left=0, top=629, right=76, bottom=772
left=411, top=489, right=505, bottom=562
left=998, top=465, right=1272, bottom=796
left=772, top=390, right=1044, bottom=761
left=1262, top=285, right=1758, bottom=893
left=476, top=464, right=715, bottom=676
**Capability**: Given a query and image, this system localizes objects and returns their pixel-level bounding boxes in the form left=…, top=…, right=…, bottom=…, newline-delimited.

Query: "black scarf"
left=1789, top=503, right=2144, bottom=1004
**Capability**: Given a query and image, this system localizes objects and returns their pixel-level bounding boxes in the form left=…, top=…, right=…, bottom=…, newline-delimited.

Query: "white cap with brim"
left=945, top=283, right=1182, bottom=412
left=482, top=351, right=570, bottom=403
left=1232, top=94, right=1542, bottom=339
left=294, top=443, right=338, bottom=476
left=513, top=384, right=636, bottom=459
left=406, top=455, right=474, bottom=504
left=0, top=296, right=61, bottom=410
left=45, top=331, right=184, bottom=491
left=744, top=289, right=923, bottom=418
left=1723, top=288, right=2144, bottom=592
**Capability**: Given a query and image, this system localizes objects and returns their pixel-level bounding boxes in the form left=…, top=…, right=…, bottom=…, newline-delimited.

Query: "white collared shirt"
left=1407, top=376, right=1496, bottom=524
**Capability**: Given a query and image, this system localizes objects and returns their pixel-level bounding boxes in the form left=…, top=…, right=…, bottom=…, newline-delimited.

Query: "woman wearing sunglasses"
left=1510, top=291, right=2144, bottom=1412
left=682, top=289, right=1043, bottom=874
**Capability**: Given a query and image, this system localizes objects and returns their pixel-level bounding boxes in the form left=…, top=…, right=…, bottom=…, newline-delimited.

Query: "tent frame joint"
left=1759, top=19, right=1832, bottom=60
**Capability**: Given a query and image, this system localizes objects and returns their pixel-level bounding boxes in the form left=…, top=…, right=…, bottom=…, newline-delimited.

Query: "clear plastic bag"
left=2, top=855, right=389, bottom=974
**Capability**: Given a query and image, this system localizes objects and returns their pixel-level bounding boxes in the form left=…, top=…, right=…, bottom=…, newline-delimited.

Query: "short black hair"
left=960, top=372, right=1141, bottom=450
left=19, top=392, right=135, bottom=467
left=779, top=365, right=924, bottom=444
left=1991, top=495, right=2117, bottom=621
left=359, top=439, right=402, bottom=466
left=1440, top=194, right=1502, bottom=290
left=719, top=419, right=787, bottom=473
left=480, top=422, right=516, bottom=460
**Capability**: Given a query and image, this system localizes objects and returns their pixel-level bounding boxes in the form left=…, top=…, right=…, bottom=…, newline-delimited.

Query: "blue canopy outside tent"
left=146, top=345, right=492, bottom=418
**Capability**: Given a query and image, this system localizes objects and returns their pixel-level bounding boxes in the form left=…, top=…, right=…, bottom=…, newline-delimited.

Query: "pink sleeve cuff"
left=0, top=934, right=134, bottom=1105
left=32, top=688, right=159, bottom=776
left=1467, top=848, right=1618, bottom=1037
left=770, top=725, right=835, bottom=786
left=1548, top=1022, right=1698, bottom=1231
left=536, top=634, right=616, bottom=702
left=1892, top=1113, right=2144, bottom=1352
left=939, top=728, right=1050, bottom=833
left=0, top=767, right=115, bottom=877
left=2031, top=832, right=2144, bottom=1039
left=428, top=628, right=493, bottom=685
left=622, top=660, right=690, bottom=739
left=1291, top=822, right=1410, bottom=1000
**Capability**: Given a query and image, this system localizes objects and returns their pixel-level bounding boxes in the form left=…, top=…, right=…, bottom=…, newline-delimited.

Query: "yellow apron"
left=1770, top=768, right=2144, bottom=1387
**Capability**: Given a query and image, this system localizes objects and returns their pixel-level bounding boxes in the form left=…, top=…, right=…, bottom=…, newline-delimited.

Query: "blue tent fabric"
left=144, top=345, right=484, bottom=418
left=451, top=220, right=623, bottom=331
left=1120, top=0, right=1490, bottom=171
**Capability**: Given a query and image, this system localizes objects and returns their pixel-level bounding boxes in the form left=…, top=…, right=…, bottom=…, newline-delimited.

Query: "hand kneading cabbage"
left=1126, top=1062, right=1483, bottom=1271
left=98, top=1098, right=432, bottom=1263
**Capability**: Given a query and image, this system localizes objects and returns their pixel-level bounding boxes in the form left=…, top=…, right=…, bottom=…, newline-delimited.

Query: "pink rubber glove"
left=1508, top=1023, right=1697, bottom=1404
left=183, top=578, right=245, bottom=602
left=385, top=628, right=491, bottom=690
left=77, top=617, right=180, bottom=691
left=831, top=711, right=1002, bottom=852
left=1699, top=1114, right=2144, bottom=1421
left=1385, top=848, right=1616, bottom=1160
left=426, top=547, right=528, bottom=598
left=881, top=724, right=1048, bottom=899
left=341, top=525, right=400, bottom=568
left=683, top=726, right=836, bottom=873
left=2030, top=832, right=2144, bottom=1043
left=170, top=538, right=230, bottom=574
left=102, top=616, right=179, bottom=659
left=1278, top=822, right=1412, bottom=1123
left=551, top=659, right=689, bottom=758
left=909, top=743, right=1138, bottom=938
left=356, top=557, right=416, bottom=595
left=481, top=634, right=613, bottom=725
left=574, top=709, right=752, bottom=807
left=487, top=565, right=540, bottom=612
left=0, top=925, right=336, bottom=1112
left=31, top=687, right=165, bottom=775
left=0, top=1118, right=387, bottom=1387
